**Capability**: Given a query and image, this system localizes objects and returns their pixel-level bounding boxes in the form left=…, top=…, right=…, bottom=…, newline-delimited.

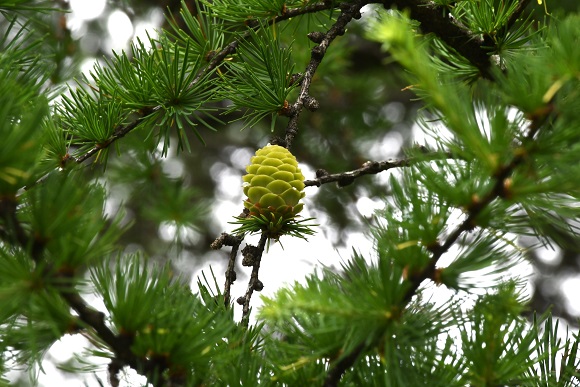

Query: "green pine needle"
left=230, top=214, right=317, bottom=240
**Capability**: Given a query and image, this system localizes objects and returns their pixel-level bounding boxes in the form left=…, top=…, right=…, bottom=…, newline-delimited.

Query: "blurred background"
left=3, top=0, right=580, bottom=385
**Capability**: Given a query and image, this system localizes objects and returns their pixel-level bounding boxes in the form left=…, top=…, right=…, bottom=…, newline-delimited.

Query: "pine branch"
left=304, top=150, right=456, bottom=188
left=73, top=107, right=156, bottom=164
left=57, top=286, right=130, bottom=360
left=323, top=109, right=550, bottom=385
left=386, top=0, right=507, bottom=79
left=323, top=343, right=365, bottom=387
left=402, top=109, right=548, bottom=304
left=67, top=2, right=341, bottom=166
left=505, top=0, right=533, bottom=32
left=283, top=0, right=366, bottom=148
left=0, top=194, right=171, bottom=386
left=58, top=284, right=178, bottom=387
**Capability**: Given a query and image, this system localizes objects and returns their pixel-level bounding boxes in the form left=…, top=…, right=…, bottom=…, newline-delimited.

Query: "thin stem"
left=74, top=106, right=156, bottom=164
left=240, top=232, right=269, bottom=328
left=211, top=233, right=244, bottom=306
left=304, top=150, right=456, bottom=187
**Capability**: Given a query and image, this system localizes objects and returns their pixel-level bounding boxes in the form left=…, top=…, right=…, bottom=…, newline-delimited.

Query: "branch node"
left=253, top=279, right=264, bottom=291
left=500, top=177, right=513, bottom=199
left=303, top=95, right=320, bottom=111
left=211, top=232, right=242, bottom=249
left=311, top=45, right=325, bottom=60
left=316, top=169, right=329, bottom=178
left=307, top=31, right=325, bottom=43
left=241, top=244, right=260, bottom=266
left=288, top=73, right=303, bottom=87
left=226, top=269, right=237, bottom=282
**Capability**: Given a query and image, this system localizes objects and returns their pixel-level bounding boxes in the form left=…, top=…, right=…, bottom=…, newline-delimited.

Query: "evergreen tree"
left=0, top=0, right=579, bottom=386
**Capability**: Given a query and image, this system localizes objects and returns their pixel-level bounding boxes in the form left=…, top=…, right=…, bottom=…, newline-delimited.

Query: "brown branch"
left=504, top=0, right=533, bottom=33
left=323, top=343, right=366, bottom=387
left=58, top=289, right=127, bottom=354
left=239, top=232, right=268, bottom=328
left=386, top=0, right=492, bottom=79
left=284, top=0, right=366, bottom=148
left=211, top=232, right=244, bottom=306
left=305, top=151, right=456, bottom=188
left=58, top=284, right=177, bottom=386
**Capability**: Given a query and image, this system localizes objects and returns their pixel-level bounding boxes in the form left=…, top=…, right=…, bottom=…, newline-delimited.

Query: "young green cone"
left=232, top=144, right=314, bottom=239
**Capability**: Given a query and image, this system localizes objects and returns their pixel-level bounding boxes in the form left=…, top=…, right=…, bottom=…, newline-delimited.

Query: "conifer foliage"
left=0, top=0, right=579, bottom=386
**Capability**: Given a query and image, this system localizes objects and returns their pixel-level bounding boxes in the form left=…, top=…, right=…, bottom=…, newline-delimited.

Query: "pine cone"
left=242, top=145, right=305, bottom=235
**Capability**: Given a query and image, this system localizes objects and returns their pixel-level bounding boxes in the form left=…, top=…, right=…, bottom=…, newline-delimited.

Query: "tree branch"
left=402, top=107, right=548, bottom=304
left=504, top=0, right=533, bottom=33
left=0, top=194, right=170, bottom=385
left=67, top=0, right=532, bottom=163
left=211, top=232, right=244, bottom=306
left=71, top=2, right=342, bottom=165
left=304, top=150, right=456, bottom=188
left=284, top=0, right=366, bottom=148
left=59, top=277, right=182, bottom=385
left=239, top=232, right=268, bottom=328
left=386, top=0, right=496, bottom=79
left=323, top=111, right=550, bottom=384
left=323, top=343, right=365, bottom=387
